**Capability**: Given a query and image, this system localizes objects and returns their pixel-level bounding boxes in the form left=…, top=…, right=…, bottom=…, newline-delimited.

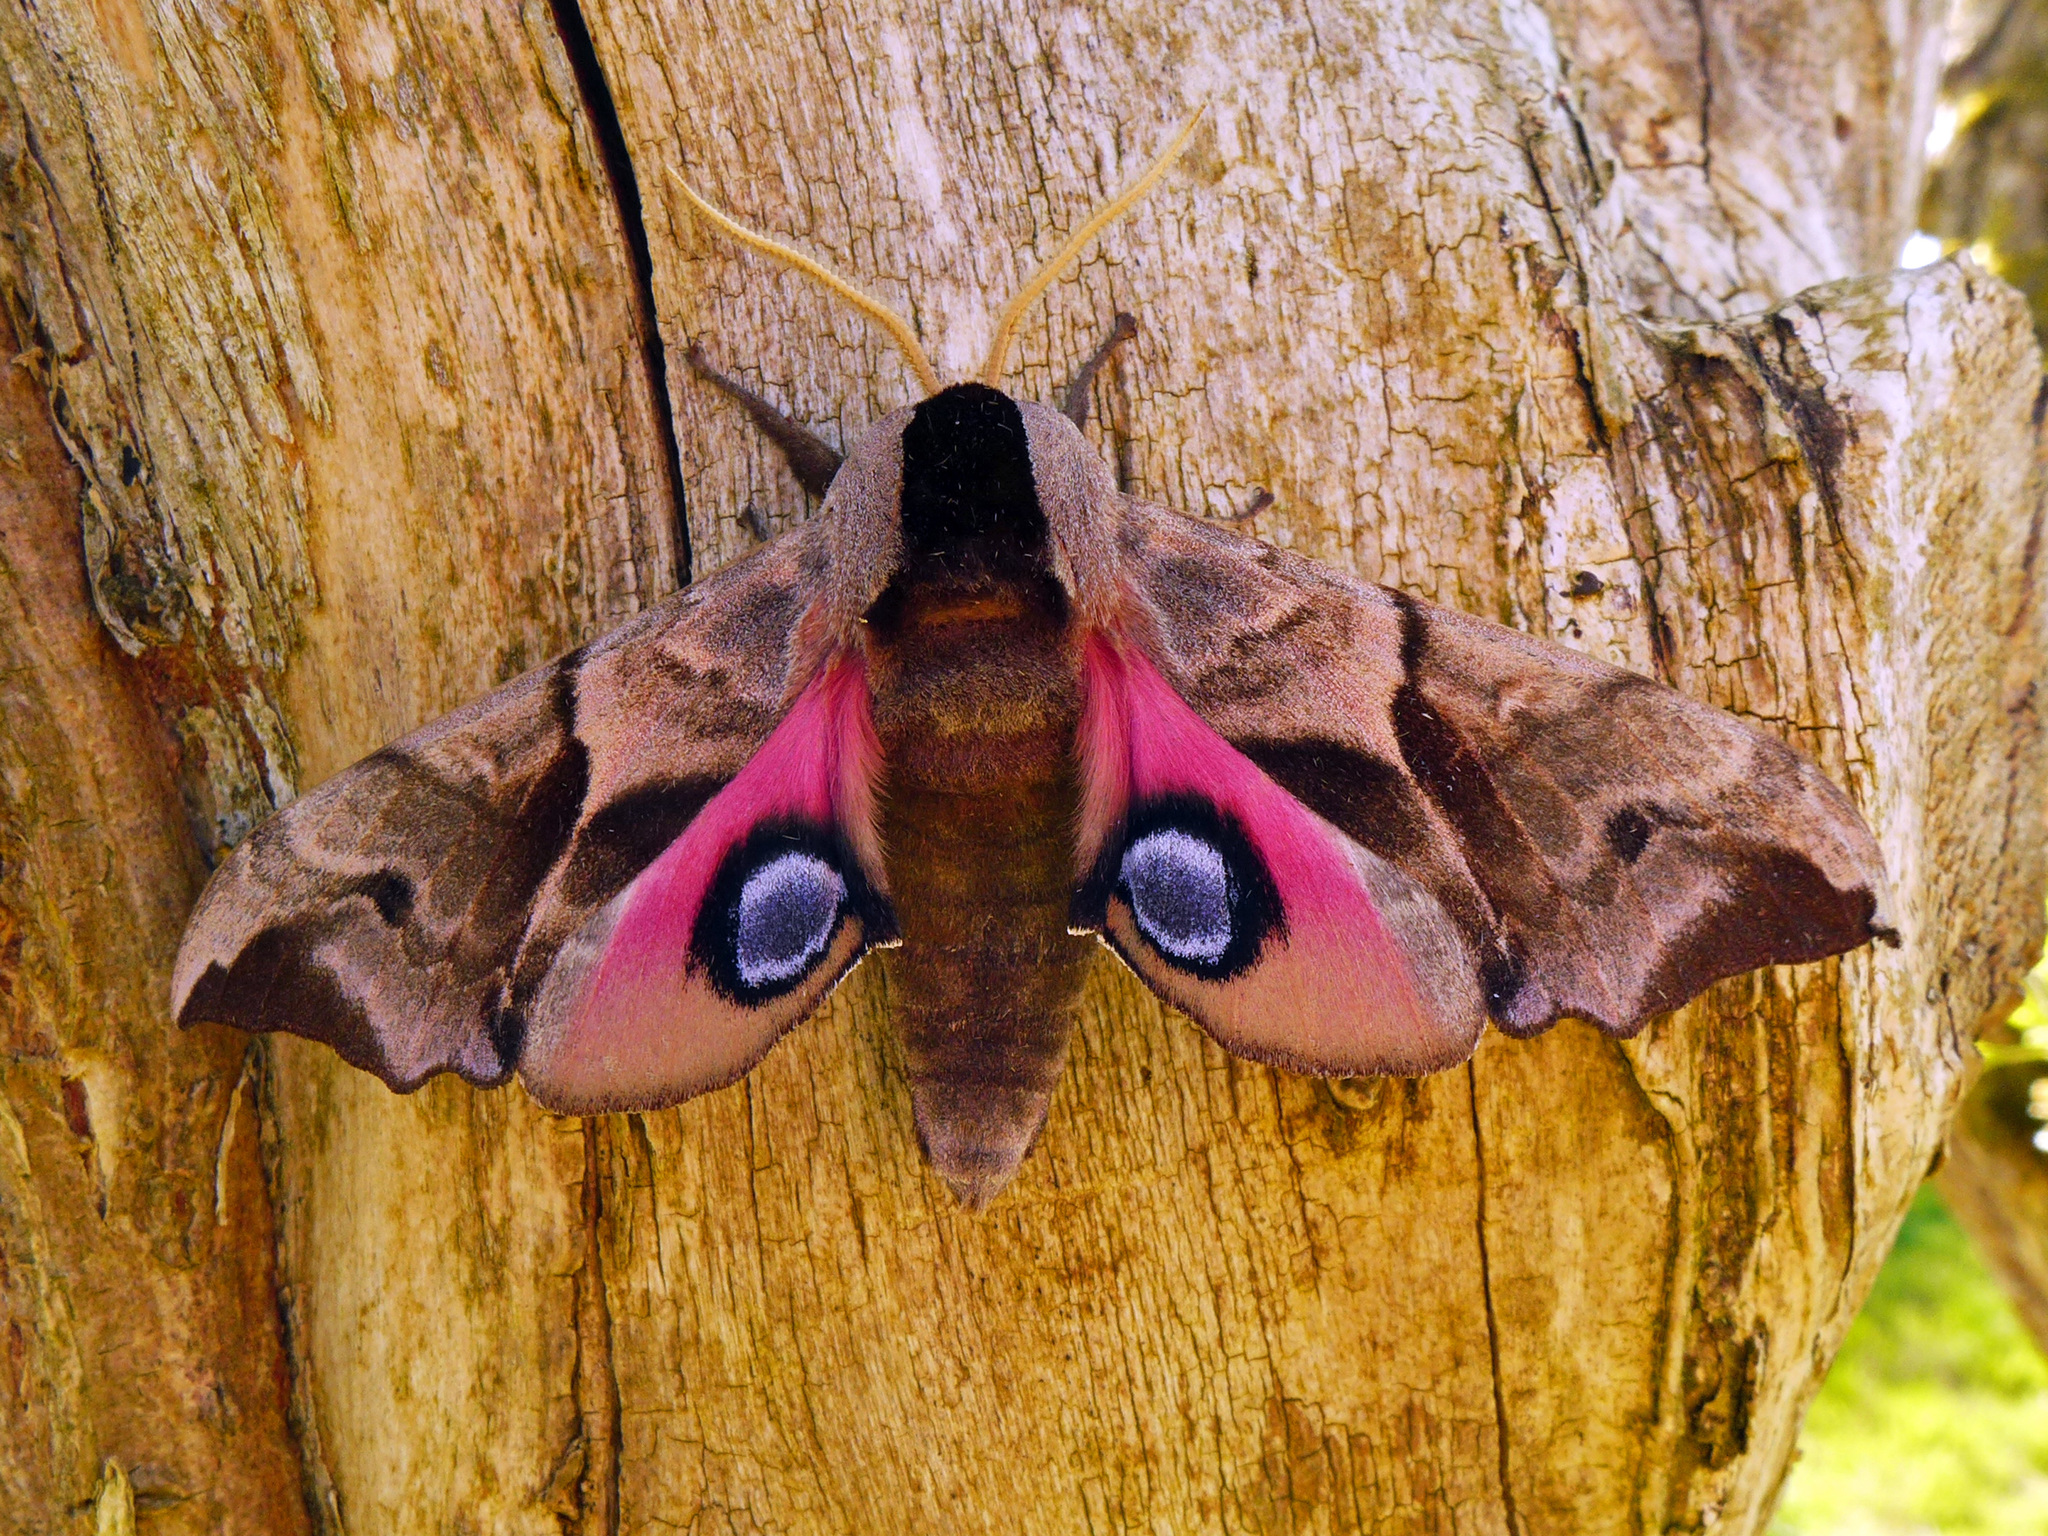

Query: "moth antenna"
left=978, top=107, right=1207, bottom=388
left=669, top=170, right=944, bottom=398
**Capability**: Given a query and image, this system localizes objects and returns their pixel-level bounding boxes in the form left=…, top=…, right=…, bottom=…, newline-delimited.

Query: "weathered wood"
left=1540, top=0, right=1947, bottom=314
left=591, top=257, right=2043, bottom=1533
left=0, top=0, right=669, bottom=1522
left=0, top=301, right=306, bottom=1533
left=0, top=0, right=2042, bottom=1531
left=1906, top=0, right=2048, bottom=1358
left=560, top=4, right=2039, bottom=1530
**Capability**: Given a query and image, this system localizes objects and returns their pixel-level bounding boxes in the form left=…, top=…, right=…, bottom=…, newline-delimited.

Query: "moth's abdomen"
left=868, top=586, right=1093, bottom=1208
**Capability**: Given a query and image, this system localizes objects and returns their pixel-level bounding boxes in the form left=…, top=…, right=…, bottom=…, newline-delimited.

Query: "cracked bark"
left=0, top=1, right=2043, bottom=1533
left=573, top=1119, right=622, bottom=1536
left=1466, top=1064, right=1522, bottom=1536
left=0, top=0, right=665, bottom=1522
left=542, top=0, right=691, bottom=587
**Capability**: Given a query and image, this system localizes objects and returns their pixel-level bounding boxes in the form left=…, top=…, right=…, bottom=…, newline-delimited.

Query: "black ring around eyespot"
left=690, top=820, right=890, bottom=1006
left=1078, top=796, right=1284, bottom=983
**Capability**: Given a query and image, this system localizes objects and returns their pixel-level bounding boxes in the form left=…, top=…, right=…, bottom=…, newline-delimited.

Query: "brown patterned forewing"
left=1387, top=595, right=1893, bottom=1033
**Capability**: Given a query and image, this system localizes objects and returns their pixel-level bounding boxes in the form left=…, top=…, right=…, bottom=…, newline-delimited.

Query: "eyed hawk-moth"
left=172, top=117, right=1894, bottom=1207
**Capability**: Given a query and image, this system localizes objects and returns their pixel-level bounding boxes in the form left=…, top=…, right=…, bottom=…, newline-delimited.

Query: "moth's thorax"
left=807, top=383, right=1127, bottom=652
left=862, top=380, right=1084, bottom=784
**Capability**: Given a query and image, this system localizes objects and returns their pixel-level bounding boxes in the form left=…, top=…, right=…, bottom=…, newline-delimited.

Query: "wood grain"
left=556, top=4, right=2044, bottom=1530
left=0, top=0, right=668, bottom=1520
left=0, top=301, right=306, bottom=1534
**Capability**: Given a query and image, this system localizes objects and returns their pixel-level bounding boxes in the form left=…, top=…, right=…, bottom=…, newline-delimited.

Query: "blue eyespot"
left=733, top=850, right=846, bottom=990
left=692, top=822, right=891, bottom=1006
left=1089, top=797, right=1282, bottom=982
left=1120, top=827, right=1234, bottom=966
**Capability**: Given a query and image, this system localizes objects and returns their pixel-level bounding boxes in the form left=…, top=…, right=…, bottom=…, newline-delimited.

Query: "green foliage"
left=1976, top=941, right=2048, bottom=1072
left=1772, top=1187, right=2048, bottom=1534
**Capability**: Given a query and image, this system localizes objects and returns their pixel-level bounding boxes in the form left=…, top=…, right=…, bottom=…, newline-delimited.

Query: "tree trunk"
left=2, top=3, right=2043, bottom=1535
left=0, top=0, right=671, bottom=1525
left=1914, top=0, right=2048, bottom=1354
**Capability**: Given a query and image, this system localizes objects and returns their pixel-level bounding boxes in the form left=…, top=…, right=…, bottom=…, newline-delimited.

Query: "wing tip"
left=169, top=946, right=231, bottom=1034
left=167, top=928, right=508, bottom=1098
left=168, top=960, right=202, bottom=1029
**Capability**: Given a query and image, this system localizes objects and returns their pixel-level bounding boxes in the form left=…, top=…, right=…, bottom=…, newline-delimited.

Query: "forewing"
left=1117, top=500, right=1892, bottom=1043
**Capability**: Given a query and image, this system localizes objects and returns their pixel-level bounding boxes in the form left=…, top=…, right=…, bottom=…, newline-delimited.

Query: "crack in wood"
left=1467, top=1060, right=1524, bottom=1536
left=575, top=1118, right=622, bottom=1536
left=542, top=0, right=691, bottom=588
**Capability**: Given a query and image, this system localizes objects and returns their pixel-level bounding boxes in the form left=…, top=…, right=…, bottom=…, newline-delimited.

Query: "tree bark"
left=1, top=3, right=2043, bottom=1535
left=1914, top=0, right=2048, bottom=1354
left=0, top=0, right=669, bottom=1526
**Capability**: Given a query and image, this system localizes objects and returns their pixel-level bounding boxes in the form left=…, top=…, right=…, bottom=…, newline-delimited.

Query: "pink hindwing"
left=519, top=654, right=890, bottom=1111
left=1073, top=634, right=1485, bottom=1077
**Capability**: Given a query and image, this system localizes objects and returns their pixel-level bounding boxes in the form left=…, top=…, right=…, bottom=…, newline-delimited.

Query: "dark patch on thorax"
left=860, top=388, right=1085, bottom=987
left=865, top=382, right=1076, bottom=782
left=868, top=383, right=1065, bottom=639
left=897, top=383, right=1045, bottom=566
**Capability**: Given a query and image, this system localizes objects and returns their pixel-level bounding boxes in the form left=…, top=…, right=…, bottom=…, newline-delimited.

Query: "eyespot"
left=1121, top=828, right=1233, bottom=965
left=734, top=850, right=846, bottom=989
left=693, top=825, right=873, bottom=1005
left=1102, top=798, right=1282, bottom=981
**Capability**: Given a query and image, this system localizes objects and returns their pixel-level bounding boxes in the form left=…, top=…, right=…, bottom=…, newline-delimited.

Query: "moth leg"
left=1220, top=488, right=1275, bottom=524
left=1060, top=312, right=1138, bottom=430
left=685, top=342, right=844, bottom=498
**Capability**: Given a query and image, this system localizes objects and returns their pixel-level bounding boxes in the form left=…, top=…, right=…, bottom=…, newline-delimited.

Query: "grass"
left=1771, top=1185, right=2048, bottom=1535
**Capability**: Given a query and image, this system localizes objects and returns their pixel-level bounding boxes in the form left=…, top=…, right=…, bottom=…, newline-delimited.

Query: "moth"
left=174, top=119, right=1894, bottom=1206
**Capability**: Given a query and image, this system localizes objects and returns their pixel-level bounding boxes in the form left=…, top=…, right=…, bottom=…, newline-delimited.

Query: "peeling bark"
left=1, top=0, right=2043, bottom=1532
